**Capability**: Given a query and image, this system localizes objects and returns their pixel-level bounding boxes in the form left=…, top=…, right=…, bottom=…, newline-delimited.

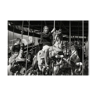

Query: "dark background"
left=8, top=21, right=88, bottom=37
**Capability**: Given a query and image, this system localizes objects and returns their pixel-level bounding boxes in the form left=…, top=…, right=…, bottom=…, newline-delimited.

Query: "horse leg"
left=44, top=48, right=49, bottom=67
left=71, top=68, right=74, bottom=75
left=14, top=71, right=19, bottom=75
left=52, top=73, right=56, bottom=77
left=53, top=66, right=59, bottom=75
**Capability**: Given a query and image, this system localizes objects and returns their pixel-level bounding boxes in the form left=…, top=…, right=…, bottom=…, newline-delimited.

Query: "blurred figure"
left=8, top=38, right=21, bottom=75
left=9, top=38, right=21, bottom=65
left=21, top=38, right=28, bottom=46
left=8, top=38, right=26, bottom=75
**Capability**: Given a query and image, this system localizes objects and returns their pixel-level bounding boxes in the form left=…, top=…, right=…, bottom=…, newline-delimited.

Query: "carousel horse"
left=27, top=45, right=82, bottom=75
left=14, top=53, right=33, bottom=75
left=8, top=42, right=26, bottom=75
left=51, top=42, right=82, bottom=75
left=82, top=41, right=88, bottom=75
left=52, top=44, right=81, bottom=75
left=27, top=30, right=63, bottom=75
left=83, top=41, right=88, bottom=58
left=8, top=38, right=31, bottom=75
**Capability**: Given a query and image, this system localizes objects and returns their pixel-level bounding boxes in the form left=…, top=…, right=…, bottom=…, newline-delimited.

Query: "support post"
left=78, top=22, right=79, bottom=42
left=44, top=21, right=46, bottom=26
left=13, top=24, right=14, bottom=46
left=25, top=21, right=30, bottom=74
left=69, top=21, right=72, bottom=75
left=40, top=21, right=42, bottom=44
left=88, top=33, right=89, bottom=50
left=21, top=21, right=24, bottom=39
left=54, top=20, right=55, bottom=28
left=82, top=21, right=84, bottom=75
left=8, top=25, right=10, bottom=64
left=60, top=19, right=62, bottom=29
left=69, top=21, right=71, bottom=48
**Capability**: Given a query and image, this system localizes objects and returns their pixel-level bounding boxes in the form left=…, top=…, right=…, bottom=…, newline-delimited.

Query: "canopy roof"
left=8, top=21, right=88, bottom=37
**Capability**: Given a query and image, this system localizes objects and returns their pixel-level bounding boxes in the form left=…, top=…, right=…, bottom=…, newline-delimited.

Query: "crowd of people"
left=7, top=26, right=89, bottom=77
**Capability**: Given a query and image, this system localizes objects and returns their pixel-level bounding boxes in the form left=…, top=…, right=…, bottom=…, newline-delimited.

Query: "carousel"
left=8, top=21, right=88, bottom=75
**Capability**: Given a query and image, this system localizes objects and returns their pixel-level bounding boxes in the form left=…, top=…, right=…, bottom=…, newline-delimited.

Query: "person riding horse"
left=40, top=26, right=63, bottom=66
left=34, top=26, right=64, bottom=74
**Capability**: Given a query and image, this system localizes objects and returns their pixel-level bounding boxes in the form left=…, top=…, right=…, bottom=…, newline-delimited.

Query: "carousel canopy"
left=8, top=21, right=88, bottom=38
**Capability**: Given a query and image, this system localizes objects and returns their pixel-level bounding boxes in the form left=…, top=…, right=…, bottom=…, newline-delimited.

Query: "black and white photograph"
left=8, top=21, right=88, bottom=75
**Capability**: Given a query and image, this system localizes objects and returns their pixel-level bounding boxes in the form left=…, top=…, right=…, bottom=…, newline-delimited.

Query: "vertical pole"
left=32, top=25, right=35, bottom=46
left=74, top=36, right=75, bottom=45
left=88, top=33, right=89, bottom=51
left=13, top=24, right=14, bottom=46
left=21, top=21, right=24, bottom=39
left=8, top=30, right=9, bottom=60
left=40, top=21, right=42, bottom=44
left=69, top=21, right=71, bottom=48
left=78, top=22, right=79, bottom=43
left=54, top=20, right=55, bottom=28
left=44, top=21, right=46, bottom=26
left=82, top=21, right=84, bottom=75
left=25, top=21, right=30, bottom=74
left=32, top=22, right=34, bottom=53
left=8, top=25, right=12, bottom=56
left=69, top=21, right=72, bottom=75
left=60, top=19, right=62, bottom=29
